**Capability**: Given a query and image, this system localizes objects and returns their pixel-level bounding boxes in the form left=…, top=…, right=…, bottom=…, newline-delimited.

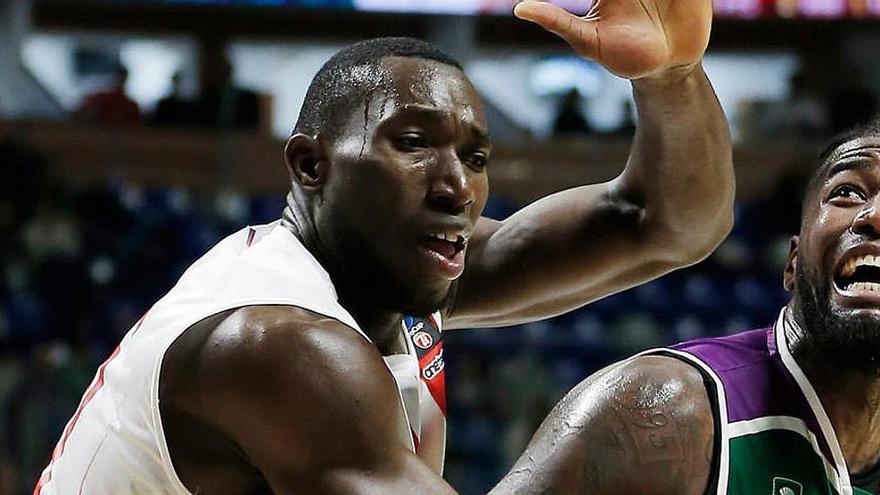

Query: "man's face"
left=786, top=135, right=880, bottom=374
left=316, top=56, right=491, bottom=315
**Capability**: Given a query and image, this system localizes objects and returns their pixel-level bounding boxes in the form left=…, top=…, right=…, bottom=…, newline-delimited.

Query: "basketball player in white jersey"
left=36, top=0, right=732, bottom=493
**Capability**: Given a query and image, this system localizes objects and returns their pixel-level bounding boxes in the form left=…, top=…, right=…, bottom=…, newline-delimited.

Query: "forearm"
left=619, top=64, right=734, bottom=261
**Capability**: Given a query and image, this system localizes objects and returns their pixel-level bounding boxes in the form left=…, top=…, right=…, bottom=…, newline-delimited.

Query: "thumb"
left=514, top=1, right=598, bottom=60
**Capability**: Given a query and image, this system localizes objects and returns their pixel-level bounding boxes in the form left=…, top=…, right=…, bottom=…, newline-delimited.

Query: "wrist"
left=633, top=62, right=702, bottom=86
left=631, top=63, right=705, bottom=98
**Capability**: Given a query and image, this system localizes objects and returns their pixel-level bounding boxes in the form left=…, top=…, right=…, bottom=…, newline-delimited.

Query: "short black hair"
left=808, top=118, right=880, bottom=191
left=293, top=37, right=463, bottom=137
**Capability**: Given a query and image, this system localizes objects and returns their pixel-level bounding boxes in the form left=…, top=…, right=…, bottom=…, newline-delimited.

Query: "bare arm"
left=491, top=356, right=716, bottom=495
left=445, top=0, right=734, bottom=329
left=164, top=306, right=457, bottom=495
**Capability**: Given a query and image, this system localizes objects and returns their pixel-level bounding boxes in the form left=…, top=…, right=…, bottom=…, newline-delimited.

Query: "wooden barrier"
left=1, top=120, right=822, bottom=203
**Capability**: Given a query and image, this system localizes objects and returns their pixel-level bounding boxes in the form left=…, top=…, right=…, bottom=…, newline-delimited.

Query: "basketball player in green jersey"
left=494, top=124, right=880, bottom=494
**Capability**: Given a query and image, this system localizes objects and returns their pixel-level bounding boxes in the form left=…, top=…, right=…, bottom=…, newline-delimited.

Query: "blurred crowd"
left=75, top=56, right=261, bottom=131
left=0, top=131, right=810, bottom=494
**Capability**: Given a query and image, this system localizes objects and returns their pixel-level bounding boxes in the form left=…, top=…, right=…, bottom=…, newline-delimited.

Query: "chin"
left=797, top=279, right=880, bottom=376
left=400, top=292, right=448, bottom=317
left=394, top=280, right=451, bottom=316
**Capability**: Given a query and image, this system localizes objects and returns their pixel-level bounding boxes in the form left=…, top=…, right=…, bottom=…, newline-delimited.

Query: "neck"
left=787, top=304, right=880, bottom=473
left=335, top=295, right=405, bottom=354
left=281, top=201, right=404, bottom=354
left=813, top=370, right=880, bottom=474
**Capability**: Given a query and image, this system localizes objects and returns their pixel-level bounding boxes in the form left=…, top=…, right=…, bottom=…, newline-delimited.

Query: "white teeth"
left=845, top=281, right=880, bottom=292
left=840, top=254, right=880, bottom=278
left=428, top=232, right=467, bottom=244
left=428, top=233, right=449, bottom=241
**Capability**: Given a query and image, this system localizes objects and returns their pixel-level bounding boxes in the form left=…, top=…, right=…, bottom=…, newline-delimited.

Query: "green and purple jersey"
left=644, top=310, right=875, bottom=495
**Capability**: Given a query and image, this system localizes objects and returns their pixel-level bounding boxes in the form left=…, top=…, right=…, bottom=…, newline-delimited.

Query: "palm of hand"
left=515, top=0, right=712, bottom=79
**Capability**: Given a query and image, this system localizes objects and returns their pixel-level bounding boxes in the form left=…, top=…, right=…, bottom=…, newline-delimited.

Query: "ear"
left=783, top=236, right=799, bottom=291
left=284, top=133, right=327, bottom=191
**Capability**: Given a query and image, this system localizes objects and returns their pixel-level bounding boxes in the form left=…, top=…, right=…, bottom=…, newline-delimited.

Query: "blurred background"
left=2, top=0, right=880, bottom=493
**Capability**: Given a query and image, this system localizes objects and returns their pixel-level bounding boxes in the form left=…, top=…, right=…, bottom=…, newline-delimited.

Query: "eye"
left=394, top=133, right=428, bottom=151
left=465, top=153, right=488, bottom=171
left=829, top=184, right=867, bottom=204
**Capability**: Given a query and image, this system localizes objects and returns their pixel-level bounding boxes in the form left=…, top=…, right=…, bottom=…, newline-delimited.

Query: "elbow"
left=687, top=163, right=738, bottom=264
left=684, top=208, right=734, bottom=265
left=663, top=202, right=735, bottom=267
left=644, top=194, right=735, bottom=268
left=607, top=178, right=736, bottom=268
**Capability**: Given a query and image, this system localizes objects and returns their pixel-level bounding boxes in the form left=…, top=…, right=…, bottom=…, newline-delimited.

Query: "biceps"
left=448, top=188, right=665, bottom=327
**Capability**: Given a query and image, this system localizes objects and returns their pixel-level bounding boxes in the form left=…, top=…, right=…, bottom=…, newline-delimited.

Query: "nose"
left=851, top=198, right=880, bottom=238
left=426, top=151, right=475, bottom=215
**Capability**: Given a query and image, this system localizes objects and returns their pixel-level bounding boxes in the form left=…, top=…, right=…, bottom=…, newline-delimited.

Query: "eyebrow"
left=469, top=126, right=492, bottom=147
left=826, top=156, right=876, bottom=180
left=394, top=104, right=492, bottom=146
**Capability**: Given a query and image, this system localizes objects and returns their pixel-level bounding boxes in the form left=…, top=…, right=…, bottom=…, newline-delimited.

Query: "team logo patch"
left=407, top=320, right=425, bottom=335
left=404, top=314, right=447, bottom=414
left=422, top=350, right=445, bottom=380
left=412, top=331, right=434, bottom=349
left=772, top=477, right=803, bottom=495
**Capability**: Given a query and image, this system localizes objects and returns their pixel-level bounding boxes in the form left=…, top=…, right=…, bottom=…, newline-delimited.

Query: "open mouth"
left=416, top=231, right=469, bottom=279
left=835, top=254, right=880, bottom=293
left=421, top=232, right=467, bottom=260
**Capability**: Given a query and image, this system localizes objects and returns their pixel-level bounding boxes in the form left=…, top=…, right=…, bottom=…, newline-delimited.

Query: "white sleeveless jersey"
left=34, top=221, right=448, bottom=495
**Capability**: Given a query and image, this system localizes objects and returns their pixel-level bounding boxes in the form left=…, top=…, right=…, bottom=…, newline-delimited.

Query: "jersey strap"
left=403, top=314, right=446, bottom=414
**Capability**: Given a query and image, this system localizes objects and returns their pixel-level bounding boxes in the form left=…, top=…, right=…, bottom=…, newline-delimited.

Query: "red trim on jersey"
left=417, top=344, right=447, bottom=415
left=33, top=345, right=120, bottom=494
left=34, top=313, right=148, bottom=494
left=426, top=312, right=440, bottom=331
left=60, top=345, right=120, bottom=454
left=33, top=472, right=50, bottom=495
left=417, top=343, right=441, bottom=371
left=128, top=311, right=149, bottom=336
left=411, top=429, right=420, bottom=453
left=426, top=368, right=447, bottom=414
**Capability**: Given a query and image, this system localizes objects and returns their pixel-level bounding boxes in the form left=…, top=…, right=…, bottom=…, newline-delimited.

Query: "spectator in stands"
left=76, top=65, right=141, bottom=126
left=552, top=88, right=594, bottom=136
left=152, top=55, right=260, bottom=130
left=151, top=72, right=192, bottom=127
left=606, top=99, right=636, bottom=138
left=784, top=69, right=829, bottom=138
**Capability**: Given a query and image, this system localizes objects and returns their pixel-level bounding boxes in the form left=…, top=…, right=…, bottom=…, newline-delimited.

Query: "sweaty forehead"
left=811, top=135, right=880, bottom=191
left=824, top=135, right=880, bottom=165
left=378, top=56, right=485, bottom=124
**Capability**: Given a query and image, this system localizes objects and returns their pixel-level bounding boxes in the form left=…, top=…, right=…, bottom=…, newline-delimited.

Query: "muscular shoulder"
left=164, top=306, right=389, bottom=398
left=580, top=355, right=715, bottom=494
left=502, top=355, right=715, bottom=495
left=161, top=306, right=405, bottom=473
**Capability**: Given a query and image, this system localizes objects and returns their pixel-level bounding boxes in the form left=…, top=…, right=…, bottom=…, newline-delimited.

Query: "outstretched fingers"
left=513, top=1, right=600, bottom=61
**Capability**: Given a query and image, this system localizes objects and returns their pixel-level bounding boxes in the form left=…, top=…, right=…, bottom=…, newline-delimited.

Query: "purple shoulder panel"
left=670, top=326, right=835, bottom=463
left=671, top=328, right=813, bottom=424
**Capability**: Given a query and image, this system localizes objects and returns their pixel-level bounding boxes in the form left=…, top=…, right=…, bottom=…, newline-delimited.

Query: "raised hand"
left=514, top=0, right=713, bottom=79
